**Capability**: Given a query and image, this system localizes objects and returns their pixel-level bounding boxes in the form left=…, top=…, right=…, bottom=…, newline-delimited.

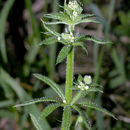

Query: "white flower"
left=63, top=100, right=66, bottom=103
left=58, top=37, right=61, bottom=41
left=68, top=1, right=78, bottom=10
left=73, top=11, right=78, bottom=17
left=84, top=75, right=92, bottom=84
left=78, top=85, right=81, bottom=88
left=85, top=85, right=89, bottom=90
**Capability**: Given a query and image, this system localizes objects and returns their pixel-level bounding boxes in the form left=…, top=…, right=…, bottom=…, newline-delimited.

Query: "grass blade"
left=0, top=68, right=51, bottom=130
left=30, top=114, right=42, bottom=130
left=0, top=0, right=15, bottom=63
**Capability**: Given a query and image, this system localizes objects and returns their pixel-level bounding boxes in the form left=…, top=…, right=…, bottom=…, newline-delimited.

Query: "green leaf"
left=72, top=105, right=92, bottom=130
left=30, top=114, right=42, bottom=130
left=75, top=14, right=95, bottom=23
left=64, top=4, right=72, bottom=17
left=62, top=106, right=72, bottom=130
left=0, top=0, right=15, bottom=63
left=39, top=37, right=58, bottom=46
left=87, top=87, right=103, bottom=93
left=78, top=75, right=83, bottom=83
left=14, top=97, right=61, bottom=107
left=75, top=18, right=100, bottom=25
left=44, top=12, right=71, bottom=24
left=77, top=102, right=117, bottom=120
left=39, top=103, right=62, bottom=120
left=89, top=83, right=103, bottom=88
left=33, top=74, right=65, bottom=101
left=71, top=91, right=82, bottom=105
left=73, top=42, right=88, bottom=55
left=41, top=20, right=60, bottom=37
left=75, top=35, right=111, bottom=44
left=42, top=21, right=67, bottom=25
left=56, top=45, right=72, bottom=64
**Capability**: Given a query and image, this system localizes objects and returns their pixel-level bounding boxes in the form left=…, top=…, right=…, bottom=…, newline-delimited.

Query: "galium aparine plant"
left=15, top=0, right=117, bottom=129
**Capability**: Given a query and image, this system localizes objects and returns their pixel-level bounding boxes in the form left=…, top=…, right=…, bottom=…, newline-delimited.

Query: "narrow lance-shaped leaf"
left=39, top=37, right=58, bottom=46
left=62, top=106, right=72, bottom=130
left=75, top=14, right=96, bottom=23
left=71, top=91, right=82, bottom=105
left=56, top=45, right=72, bottom=64
left=33, top=74, right=65, bottom=101
left=77, top=101, right=117, bottom=120
left=87, top=87, right=103, bottom=93
left=73, top=42, right=88, bottom=55
left=72, top=105, right=92, bottom=130
left=41, top=19, right=60, bottom=37
left=75, top=18, right=100, bottom=25
left=30, top=114, right=42, bottom=130
left=75, top=35, right=112, bottom=44
left=42, top=21, right=67, bottom=25
left=44, top=13, right=71, bottom=24
left=14, top=97, right=61, bottom=107
left=39, top=103, right=62, bottom=120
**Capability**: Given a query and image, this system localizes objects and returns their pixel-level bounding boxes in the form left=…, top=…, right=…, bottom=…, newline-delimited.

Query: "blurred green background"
left=0, top=0, right=130, bottom=129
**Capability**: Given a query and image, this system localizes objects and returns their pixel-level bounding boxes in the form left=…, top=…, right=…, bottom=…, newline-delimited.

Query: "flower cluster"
left=77, top=75, right=92, bottom=91
left=68, top=1, right=83, bottom=19
left=59, top=32, right=75, bottom=43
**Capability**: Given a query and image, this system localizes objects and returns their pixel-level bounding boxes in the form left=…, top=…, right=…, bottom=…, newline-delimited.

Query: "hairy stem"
left=65, top=47, right=74, bottom=104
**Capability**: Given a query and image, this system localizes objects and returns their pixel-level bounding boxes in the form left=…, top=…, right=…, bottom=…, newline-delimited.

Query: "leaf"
left=87, top=87, right=103, bottom=93
left=62, top=106, right=72, bottom=130
left=56, top=45, right=72, bottom=64
left=39, top=37, right=58, bottom=46
left=78, top=75, right=83, bottom=83
left=73, top=42, right=88, bottom=55
left=44, top=12, right=71, bottom=24
left=14, top=97, right=61, bottom=107
left=41, top=20, right=60, bottom=37
left=39, top=103, right=62, bottom=120
left=33, top=74, right=65, bottom=101
left=71, top=91, right=82, bottom=105
left=0, top=0, right=15, bottom=63
left=75, top=18, right=100, bottom=25
left=89, top=83, right=103, bottom=88
left=42, top=21, right=67, bottom=25
left=75, top=14, right=95, bottom=23
left=77, top=102, right=117, bottom=120
left=72, top=105, right=92, bottom=130
left=30, top=114, right=42, bottom=130
left=75, top=35, right=112, bottom=44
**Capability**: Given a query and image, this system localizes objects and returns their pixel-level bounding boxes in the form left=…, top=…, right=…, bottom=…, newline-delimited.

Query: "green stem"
left=65, top=47, right=74, bottom=104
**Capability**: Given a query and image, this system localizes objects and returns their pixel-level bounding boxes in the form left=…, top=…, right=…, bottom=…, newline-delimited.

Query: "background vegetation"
left=0, top=0, right=129, bottom=129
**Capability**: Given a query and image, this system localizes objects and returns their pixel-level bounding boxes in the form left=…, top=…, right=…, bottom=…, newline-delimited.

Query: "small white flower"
left=78, top=85, right=81, bottom=88
left=58, top=37, right=61, bottom=41
left=73, top=11, right=78, bottom=17
left=79, top=81, right=84, bottom=86
left=85, top=85, right=89, bottom=90
left=63, top=100, right=66, bottom=103
left=84, top=75, right=92, bottom=84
